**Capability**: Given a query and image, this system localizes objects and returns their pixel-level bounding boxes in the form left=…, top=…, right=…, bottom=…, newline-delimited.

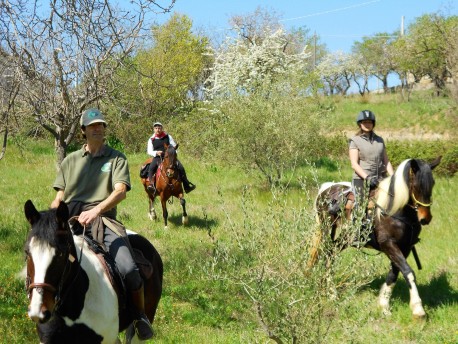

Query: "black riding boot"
left=179, top=168, right=196, bottom=193
left=147, top=162, right=158, bottom=193
left=130, top=284, right=154, bottom=340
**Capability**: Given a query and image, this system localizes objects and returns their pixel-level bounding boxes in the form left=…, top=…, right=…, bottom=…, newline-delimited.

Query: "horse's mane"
left=376, top=159, right=410, bottom=218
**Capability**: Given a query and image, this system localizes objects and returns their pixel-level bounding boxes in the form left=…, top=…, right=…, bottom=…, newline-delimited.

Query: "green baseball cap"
left=80, top=108, right=107, bottom=127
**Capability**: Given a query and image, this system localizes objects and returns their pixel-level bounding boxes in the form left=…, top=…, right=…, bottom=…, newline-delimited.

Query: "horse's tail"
left=307, top=213, right=324, bottom=269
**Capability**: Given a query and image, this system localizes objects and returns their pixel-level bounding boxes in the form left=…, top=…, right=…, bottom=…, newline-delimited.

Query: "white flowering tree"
left=199, top=28, right=332, bottom=186
left=205, top=28, right=310, bottom=99
left=316, top=51, right=353, bottom=96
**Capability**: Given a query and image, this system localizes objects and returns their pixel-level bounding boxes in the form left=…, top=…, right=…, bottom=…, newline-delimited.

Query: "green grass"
left=1, top=94, right=457, bottom=343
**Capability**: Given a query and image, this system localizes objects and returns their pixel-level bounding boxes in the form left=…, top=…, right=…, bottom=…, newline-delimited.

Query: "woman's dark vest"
left=152, top=134, right=170, bottom=152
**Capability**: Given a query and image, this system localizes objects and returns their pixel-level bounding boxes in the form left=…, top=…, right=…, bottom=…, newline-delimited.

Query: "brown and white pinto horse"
left=311, top=157, right=441, bottom=318
left=24, top=200, right=163, bottom=343
left=141, top=144, right=188, bottom=229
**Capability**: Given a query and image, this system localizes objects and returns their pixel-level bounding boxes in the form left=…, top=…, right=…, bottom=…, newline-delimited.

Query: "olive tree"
left=403, top=13, right=458, bottom=96
left=352, top=33, right=397, bottom=93
left=0, top=0, right=175, bottom=164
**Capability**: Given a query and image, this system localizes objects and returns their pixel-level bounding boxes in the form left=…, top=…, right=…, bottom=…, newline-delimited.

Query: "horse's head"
left=24, top=200, right=75, bottom=323
left=163, top=143, right=178, bottom=178
left=409, top=156, right=441, bottom=225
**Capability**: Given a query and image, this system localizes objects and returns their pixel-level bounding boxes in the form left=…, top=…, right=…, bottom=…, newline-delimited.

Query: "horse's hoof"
left=182, top=216, right=189, bottom=225
left=412, top=312, right=427, bottom=322
left=164, top=226, right=168, bottom=230
left=411, top=303, right=426, bottom=319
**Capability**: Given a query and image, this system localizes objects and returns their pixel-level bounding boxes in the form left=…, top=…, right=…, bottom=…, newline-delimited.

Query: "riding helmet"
left=356, top=110, right=376, bottom=126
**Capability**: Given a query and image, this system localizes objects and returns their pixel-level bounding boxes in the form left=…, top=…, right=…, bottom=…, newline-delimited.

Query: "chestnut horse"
left=141, top=144, right=188, bottom=229
left=310, top=157, right=441, bottom=318
left=24, top=200, right=163, bottom=343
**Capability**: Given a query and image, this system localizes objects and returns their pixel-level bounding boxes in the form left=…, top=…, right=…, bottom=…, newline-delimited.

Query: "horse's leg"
left=378, top=263, right=399, bottom=315
left=148, top=195, right=157, bottom=221
left=180, top=197, right=188, bottom=225
left=161, top=198, right=168, bottom=229
left=380, top=242, right=426, bottom=318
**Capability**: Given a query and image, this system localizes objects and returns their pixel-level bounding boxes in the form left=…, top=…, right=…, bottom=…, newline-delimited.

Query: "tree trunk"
left=55, top=140, right=67, bottom=168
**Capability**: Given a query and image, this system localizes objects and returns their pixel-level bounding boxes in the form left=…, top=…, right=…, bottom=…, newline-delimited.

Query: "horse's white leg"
left=180, top=197, right=188, bottom=225
left=378, top=282, right=394, bottom=316
left=148, top=198, right=157, bottom=221
left=407, top=272, right=426, bottom=318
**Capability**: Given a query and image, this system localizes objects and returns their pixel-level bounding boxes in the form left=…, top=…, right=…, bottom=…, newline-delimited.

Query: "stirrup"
left=147, top=183, right=156, bottom=192
left=133, top=315, right=153, bottom=340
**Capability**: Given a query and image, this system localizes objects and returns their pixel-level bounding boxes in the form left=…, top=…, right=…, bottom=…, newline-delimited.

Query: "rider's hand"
left=78, top=207, right=101, bottom=226
left=366, top=176, right=379, bottom=189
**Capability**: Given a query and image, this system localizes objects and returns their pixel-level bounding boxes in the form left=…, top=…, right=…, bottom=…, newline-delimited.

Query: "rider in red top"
left=146, top=122, right=196, bottom=194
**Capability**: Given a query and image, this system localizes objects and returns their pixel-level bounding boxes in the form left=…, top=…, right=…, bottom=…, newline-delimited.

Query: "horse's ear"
left=175, top=143, right=179, bottom=150
left=24, top=200, right=40, bottom=226
left=429, top=156, right=442, bottom=170
left=55, top=201, right=69, bottom=224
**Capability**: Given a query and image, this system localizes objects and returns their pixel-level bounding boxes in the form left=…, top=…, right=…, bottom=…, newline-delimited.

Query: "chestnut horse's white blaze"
left=28, top=238, right=56, bottom=322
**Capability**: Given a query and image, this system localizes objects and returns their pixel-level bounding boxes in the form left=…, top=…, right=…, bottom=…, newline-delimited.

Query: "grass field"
left=1, top=94, right=457, bottom=343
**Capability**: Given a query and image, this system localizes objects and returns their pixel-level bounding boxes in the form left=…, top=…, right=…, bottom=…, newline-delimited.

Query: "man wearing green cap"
left=51, top=108, right=154, bottom=340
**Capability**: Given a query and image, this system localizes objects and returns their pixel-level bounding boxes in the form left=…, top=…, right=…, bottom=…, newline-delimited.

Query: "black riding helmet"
left=356, top=110, right=376, bottom=127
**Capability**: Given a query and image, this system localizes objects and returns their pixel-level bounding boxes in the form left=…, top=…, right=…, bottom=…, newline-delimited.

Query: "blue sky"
left=159, top=0, right=456, bottom=53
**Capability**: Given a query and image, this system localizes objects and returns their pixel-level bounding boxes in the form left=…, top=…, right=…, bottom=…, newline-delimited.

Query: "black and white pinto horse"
left=24, top=200, right=163, bottom=344
left=312, top=157, right=441, bottom=318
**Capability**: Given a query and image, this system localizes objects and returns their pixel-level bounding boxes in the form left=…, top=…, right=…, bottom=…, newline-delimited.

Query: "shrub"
left=387, top=139, right=457, bottom=177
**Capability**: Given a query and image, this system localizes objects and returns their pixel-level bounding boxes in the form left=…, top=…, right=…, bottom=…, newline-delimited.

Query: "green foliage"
left=113, top=13, right=211, bottom=120
left=2, top=93, right=457, bottom=343
left=387, top=139, right=458, bottom=176
left=181, top=93, right=329, bottom=186
left=403, top=14, right=458, bottom=92
left=106, top=134, right=125, bottom=152
left=207, top=186, right=379, bottom=343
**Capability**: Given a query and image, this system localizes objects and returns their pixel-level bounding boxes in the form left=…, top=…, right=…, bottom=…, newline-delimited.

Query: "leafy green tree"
left=114, top=13, right=211, bottom=120
left=403, top=14, right=458, bottom=95
left=352, top=33, right=397, bottom=93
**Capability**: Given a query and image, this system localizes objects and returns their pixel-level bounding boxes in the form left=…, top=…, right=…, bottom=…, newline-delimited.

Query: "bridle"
left=409, top=170, right=433, bottom=210
left=159, top=149, right=178, bottom=184
left=410, top=192, right=432, bottom=209
left=26, top=223, right=83, bottom=312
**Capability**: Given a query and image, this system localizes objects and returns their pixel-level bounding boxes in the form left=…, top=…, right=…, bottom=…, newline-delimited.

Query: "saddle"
left=81, top=235, right=154, bottom=311
left=140, top=163, right=150, bottom=179
left=327, top=184, right=355, bottom=219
